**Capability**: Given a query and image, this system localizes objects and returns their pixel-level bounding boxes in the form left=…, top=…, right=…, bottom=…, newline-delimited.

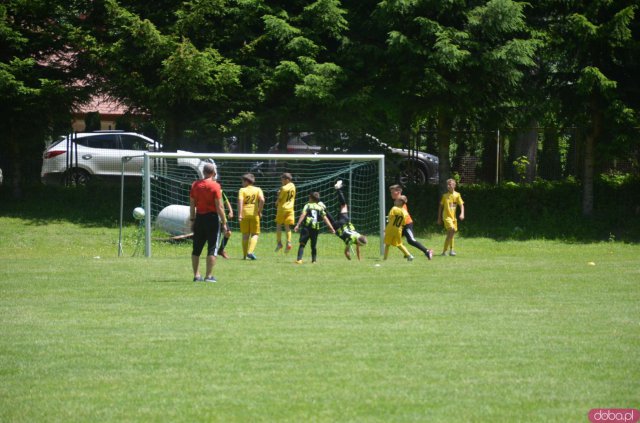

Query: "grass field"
left=1, top=217, right=638, bottom=422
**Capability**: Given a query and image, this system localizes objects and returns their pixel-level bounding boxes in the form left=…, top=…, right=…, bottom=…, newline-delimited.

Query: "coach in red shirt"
left=189, top=163, right=228, bottom=283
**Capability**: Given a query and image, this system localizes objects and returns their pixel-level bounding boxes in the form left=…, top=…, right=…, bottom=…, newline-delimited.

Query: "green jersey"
left=336, top=222, right=361, bottom=245
left=301, top=202, right=327, bottom=230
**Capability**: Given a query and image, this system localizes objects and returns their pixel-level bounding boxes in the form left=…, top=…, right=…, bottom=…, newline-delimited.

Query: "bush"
left=401, top=178, right=640, bottom=242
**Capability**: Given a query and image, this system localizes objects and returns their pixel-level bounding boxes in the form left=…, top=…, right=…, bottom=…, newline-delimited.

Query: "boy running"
left=384, top=195, right=414, bottom=261
left=238, top=173, right=265, bottom=260
left=293, top=192, right=335, bottom=264
left=437, top=178, right=465, bottom=256
left=275, top=172, right=296, bottom=253
left=326, top=180, right=368, bottom=260
left=388, top=184, right=433, bottom=259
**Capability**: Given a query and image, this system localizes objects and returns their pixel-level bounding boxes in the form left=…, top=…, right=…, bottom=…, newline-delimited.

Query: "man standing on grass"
left=189, top=163, right=227, bottom=283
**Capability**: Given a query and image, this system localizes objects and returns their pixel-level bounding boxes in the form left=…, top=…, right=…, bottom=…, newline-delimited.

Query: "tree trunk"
left=164, top=116, right=180, bottom=151
left=511, top=120, right=538, bottom=182
left=539, top=126, right=562, bottom=180
left=5, top=133, right=23, bottom=198
left=583, top=98, right=603, bottom=217
left=437, top=111, right=452, bottom=192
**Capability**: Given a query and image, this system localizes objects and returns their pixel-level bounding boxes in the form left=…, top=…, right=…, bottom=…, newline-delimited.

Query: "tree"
left=536, top=1, right=639, bottom=215
left=0, top=1, right=90, bottom=195
left=80, top=0, right=242, bottom=151
left=342, top=0, right=539, bottom=188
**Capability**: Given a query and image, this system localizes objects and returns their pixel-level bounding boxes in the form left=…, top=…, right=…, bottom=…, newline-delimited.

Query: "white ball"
left=133, top=207, right=145, bottom=220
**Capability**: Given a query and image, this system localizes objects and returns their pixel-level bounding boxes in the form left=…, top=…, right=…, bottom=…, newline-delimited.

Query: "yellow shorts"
left=240, top=215, right=261, bottom=234
left=275, top=209, right=294, bottom=225
left=444, top=217, right=458, bottom=231
left=384, top=231, right=403, bottom=247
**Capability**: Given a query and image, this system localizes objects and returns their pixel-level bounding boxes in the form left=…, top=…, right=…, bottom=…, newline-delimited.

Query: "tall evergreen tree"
left=0, top=1, right=90, bottom=195
left=535, top=1, right=639, bottom=215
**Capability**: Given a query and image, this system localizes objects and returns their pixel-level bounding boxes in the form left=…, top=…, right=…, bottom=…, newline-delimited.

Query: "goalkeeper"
left=326, top=180, right=368, bottom=260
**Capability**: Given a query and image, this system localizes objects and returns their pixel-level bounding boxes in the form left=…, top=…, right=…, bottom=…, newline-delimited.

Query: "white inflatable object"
left=156, top=205, right=192, bottom=236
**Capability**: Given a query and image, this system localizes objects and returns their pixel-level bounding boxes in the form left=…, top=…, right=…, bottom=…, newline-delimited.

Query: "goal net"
left=136, top=152, right=385, bottom=257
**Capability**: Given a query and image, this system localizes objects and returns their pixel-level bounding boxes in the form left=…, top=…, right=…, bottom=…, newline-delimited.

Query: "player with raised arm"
left=326, top=180, right=367, bottom=261
left=384, top=195, right=414, bottom=261
left=237, top=173, right=265, bottom=260
left=274, top=172, right=296, bottom=253
left=293, top=192, right=335, bottom=264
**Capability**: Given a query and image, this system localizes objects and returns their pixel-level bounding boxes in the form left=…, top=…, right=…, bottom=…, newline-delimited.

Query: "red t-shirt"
left=190, top=178, right=221, bottom=214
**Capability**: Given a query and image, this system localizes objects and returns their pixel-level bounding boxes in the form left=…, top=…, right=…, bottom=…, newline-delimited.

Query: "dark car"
left=269, top=132, right=439, bottom=185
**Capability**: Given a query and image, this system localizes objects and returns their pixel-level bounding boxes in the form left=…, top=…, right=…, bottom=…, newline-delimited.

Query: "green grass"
left=1, top=217, right=639, bottom=422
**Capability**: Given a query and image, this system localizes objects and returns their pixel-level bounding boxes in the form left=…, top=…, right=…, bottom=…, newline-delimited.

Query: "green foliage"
left=1, top=0, right=638, bottom=195
left=402, top=178, right=640, bottom=242
left=512, top=155, right=530, bottom=182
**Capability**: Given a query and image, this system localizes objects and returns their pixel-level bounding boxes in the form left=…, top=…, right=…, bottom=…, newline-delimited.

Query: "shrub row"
left=2, top=177, right=639, bottom=242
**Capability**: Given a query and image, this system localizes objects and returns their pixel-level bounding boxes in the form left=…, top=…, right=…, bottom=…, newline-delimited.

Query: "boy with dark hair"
left=293, top=192, right=335, bottom=264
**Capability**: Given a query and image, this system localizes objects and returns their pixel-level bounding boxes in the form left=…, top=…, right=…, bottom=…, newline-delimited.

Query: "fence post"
left=495, top=129, right=500, bottom=184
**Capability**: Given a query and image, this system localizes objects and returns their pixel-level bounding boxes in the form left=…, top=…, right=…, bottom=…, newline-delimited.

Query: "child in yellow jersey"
left=389, top=184, right=433, bottom=260
left=238, top=173, right=265, bottom=260
left=274, top=172, right=296, bottom=253
left=384, top=196, right=414, bottom=261
left=437, top=178, right=465, bottom=256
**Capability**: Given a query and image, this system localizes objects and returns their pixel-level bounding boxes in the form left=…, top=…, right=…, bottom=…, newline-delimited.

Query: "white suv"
left=41, top=131, right=209, bottom=185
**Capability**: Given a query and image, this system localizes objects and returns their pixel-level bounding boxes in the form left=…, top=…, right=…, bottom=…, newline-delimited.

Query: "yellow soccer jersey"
left=385, top=206, right=407, bottom=246
left=277, top=182, right=296, bottom=212
left=440, top=191, right=464, bottom=221
left=239, top=185, right=264, bottom=217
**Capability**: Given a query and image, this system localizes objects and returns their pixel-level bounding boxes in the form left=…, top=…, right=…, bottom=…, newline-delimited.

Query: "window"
left=86, top=135, right=118, bottom=149
left=121, top=135, right=149, bottom=151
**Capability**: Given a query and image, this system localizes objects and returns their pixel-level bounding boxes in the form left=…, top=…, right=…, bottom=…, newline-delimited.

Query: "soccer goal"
left=135, top=152, right=385, bottom=257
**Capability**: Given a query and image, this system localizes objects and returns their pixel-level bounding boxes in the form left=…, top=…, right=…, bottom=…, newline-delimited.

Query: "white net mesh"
left=140, top=153, right=384, bottom=256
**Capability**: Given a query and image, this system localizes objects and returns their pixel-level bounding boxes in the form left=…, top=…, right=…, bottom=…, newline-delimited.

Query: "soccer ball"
left=133, top=207, right=145, bottom=220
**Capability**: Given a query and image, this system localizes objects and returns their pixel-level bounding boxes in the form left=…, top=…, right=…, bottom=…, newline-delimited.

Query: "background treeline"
left=1, top=0, right=639, bottom=219
left=1, top=176, right=638, bottom=242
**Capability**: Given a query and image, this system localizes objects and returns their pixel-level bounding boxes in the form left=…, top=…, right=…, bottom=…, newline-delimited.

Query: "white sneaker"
left=334, top=180, right=343, bottom=190
left=449, top=250, right=456, bottom=256
left=407, top=255, right=414, bottom=262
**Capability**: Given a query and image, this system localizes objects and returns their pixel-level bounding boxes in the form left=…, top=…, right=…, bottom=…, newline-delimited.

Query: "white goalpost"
left=138, top=152, right=386, bottom=257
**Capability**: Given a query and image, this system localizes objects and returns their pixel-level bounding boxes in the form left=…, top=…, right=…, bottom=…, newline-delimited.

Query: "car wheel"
left=398, top=162, right=427, bottom=185
left=64, top=168, right=90, bottom=186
